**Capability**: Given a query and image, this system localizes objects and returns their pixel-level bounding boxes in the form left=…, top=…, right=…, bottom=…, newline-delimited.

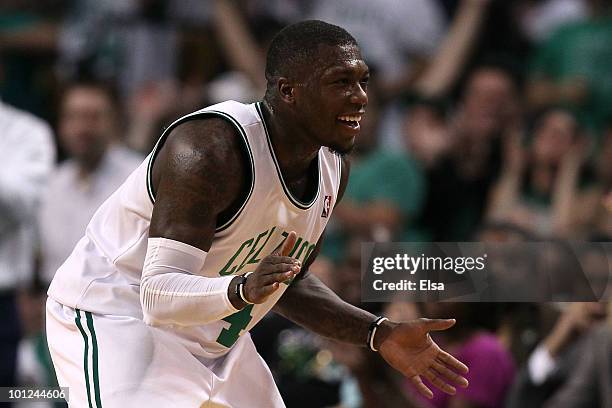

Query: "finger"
left=438, top=350, right=469, bottom=374
left=258, top=281, right=280, bottom=298
left=432, top=360, right=469, bottom=387
left=263, top=256, right=301, bottom=267
left=261, top=262, right=300, bottom=276
left=410, top=375, right=433, bottom=399
left=421, top=318, right=456, bottom=332
left=424, top=368, right=456, bottom=395
left=262, top=268, right=299, bottom=285
left=273, top=231, right=297, bottom=256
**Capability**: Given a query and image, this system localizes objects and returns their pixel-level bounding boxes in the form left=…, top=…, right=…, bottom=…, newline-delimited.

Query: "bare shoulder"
left=152, top=118, right=245, bottom=186
left=149, top=117, right=248, bottom=250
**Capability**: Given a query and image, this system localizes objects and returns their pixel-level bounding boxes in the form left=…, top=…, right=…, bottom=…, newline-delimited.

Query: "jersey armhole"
left=146, top=111, right=255, bottom=232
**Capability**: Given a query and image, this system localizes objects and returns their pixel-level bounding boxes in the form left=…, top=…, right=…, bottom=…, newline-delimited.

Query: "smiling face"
left=286, top=43, right=369, bottom=154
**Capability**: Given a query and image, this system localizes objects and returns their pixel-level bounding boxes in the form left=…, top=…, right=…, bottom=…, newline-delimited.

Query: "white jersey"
left=48, top=100, right=342, bottom=357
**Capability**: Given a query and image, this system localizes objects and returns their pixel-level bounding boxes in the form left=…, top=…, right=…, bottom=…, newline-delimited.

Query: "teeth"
left=338, top=115, right=362, bottom=122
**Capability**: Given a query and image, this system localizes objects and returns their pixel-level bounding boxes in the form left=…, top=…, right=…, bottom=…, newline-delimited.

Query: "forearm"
left=140, top=238, right=239, bottom=326
left=486, top=172, right=521, bottom=220
left=141, top=271, right=238, bottom=326
left=212, top=0, right=266, bottom=91
left=274, top=273, right=392, bottom=348
left=415, top=0, right=488, bottom=98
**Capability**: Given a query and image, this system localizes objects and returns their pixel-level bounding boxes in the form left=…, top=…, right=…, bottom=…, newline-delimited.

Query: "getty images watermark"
left=362, top=242, right=611, bottom=302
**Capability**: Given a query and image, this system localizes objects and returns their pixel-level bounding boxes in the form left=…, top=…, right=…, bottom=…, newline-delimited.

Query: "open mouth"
left=337, top=114, right=362, bottom=130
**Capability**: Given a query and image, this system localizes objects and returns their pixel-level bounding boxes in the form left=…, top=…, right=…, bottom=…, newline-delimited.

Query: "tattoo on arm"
left=149, top=117, right=247, bottom=251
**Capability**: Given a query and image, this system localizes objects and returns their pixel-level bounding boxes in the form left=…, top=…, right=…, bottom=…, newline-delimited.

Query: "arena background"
left=1, top=0, right=611, bottom=407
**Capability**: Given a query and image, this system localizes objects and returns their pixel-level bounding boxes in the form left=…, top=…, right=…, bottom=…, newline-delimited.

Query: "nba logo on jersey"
left=321, top=195, right=332, bottom=218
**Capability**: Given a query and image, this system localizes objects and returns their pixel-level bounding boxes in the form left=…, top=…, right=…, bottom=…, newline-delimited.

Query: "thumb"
left=273, top=231, right=297, bottom=256
left=421, top=318, right=456, bottom=332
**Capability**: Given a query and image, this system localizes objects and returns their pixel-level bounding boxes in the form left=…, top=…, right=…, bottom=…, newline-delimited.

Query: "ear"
left=278, top=78, right=295, bottom=104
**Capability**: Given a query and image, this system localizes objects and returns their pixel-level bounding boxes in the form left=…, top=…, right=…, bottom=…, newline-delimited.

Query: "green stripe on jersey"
left=85, top=311, right=103, bottom=408
left=75, top=309, right=93, bottom=408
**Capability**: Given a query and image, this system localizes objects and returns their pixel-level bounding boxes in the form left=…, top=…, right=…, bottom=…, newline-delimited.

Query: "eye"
left=334, top=78, right=351, bottom=85
left=360, top=77, right=370, bottom=87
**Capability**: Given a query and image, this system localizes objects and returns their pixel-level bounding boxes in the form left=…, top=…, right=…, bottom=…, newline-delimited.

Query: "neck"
left=76, top=148, right=107, bottom=179
left=261, top=99, right=319, bottom=181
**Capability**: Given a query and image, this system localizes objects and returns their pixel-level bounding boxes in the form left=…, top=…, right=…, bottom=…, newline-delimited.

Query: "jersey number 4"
left=216, top=305, right=254, bottom=347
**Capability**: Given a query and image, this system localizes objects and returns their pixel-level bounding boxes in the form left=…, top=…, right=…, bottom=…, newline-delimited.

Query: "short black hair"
left=59, top=79, right=124, bottom=130
left=265, top=20, right=358, bottom=85
left=61, top=79, right=120, bottom=111
left=467, top=53, right=524, bottom=92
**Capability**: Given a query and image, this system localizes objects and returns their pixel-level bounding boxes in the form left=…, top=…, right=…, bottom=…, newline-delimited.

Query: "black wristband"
left=236, top=272, right=254, bottom=305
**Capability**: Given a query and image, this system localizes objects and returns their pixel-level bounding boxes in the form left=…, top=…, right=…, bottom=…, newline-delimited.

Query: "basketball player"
left=46, top=21, right=468, bottom=407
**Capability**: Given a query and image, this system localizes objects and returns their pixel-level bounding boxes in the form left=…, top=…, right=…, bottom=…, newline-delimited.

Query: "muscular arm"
left=143, top=118, right=251, bottom=324
left=274, top=157, right=393, bottom=347
left=274, top=157, right=469, bottom=398
left=275, top=271, right=384, bottom=346
left=149, top=118, right=247, bottom=249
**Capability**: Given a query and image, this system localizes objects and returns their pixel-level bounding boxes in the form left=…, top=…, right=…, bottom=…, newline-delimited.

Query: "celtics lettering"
left=219, top=227, right=315, bottom=276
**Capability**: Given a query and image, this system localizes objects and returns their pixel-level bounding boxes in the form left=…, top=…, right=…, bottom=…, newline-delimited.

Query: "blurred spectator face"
left=60, top=86, right=116, bottom=165
left=531, top=110, right=577, bottom=167
left=461, top=68, right=517, bottom=139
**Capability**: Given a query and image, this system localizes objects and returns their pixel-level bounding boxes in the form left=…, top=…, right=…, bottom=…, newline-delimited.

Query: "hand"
left=407, top=116, right=451, bottom=167
left=377, top=318, right=469, bottom=399
left=560, top=136, right=590, bottom=172
left=502, top=129, right=527, bottom=175
left=545, top=302, right=607, bottom=356
left=240, top=231, right=301, bottom=305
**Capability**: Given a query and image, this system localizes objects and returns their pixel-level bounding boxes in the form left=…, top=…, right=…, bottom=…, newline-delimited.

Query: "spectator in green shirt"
left=527, top=0, right=612, bottom=134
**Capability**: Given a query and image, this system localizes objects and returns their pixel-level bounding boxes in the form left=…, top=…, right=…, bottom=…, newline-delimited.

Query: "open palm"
left=379, top=319, right=469, bottom=399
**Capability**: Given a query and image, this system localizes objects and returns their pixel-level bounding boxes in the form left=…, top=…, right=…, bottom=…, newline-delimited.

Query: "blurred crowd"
left=1, top=0, right=611, bottom=407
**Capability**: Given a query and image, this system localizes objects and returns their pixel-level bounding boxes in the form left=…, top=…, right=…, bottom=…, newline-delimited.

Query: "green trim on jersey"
left=145, top=110, right=256, bottom=233
left=255, top=102, right=321, bottom=210
left=75, top=309, right=102, bottom=408
left=85, top=312, right=102, bottom=408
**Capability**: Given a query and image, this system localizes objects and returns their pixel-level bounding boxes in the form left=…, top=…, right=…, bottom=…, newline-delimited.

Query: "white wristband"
left=368, top=316, right=389, bottom=352
left=238, top=272, right=254, bottom=305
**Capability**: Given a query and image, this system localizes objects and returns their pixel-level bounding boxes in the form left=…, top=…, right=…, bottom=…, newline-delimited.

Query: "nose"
left=350, top=82, right=368, bottom=107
